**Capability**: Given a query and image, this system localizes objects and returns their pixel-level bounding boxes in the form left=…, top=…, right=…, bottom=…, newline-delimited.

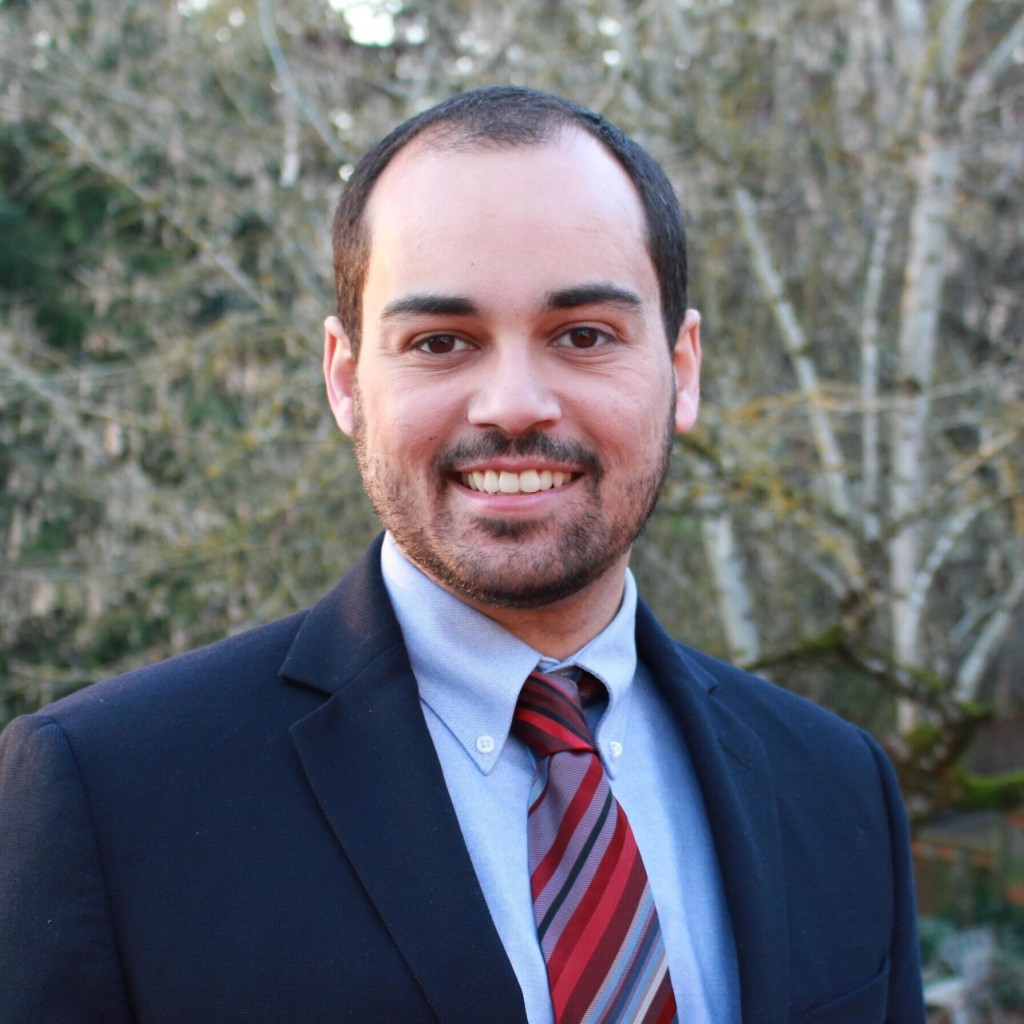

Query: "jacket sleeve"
left=861, top=731, right=926, bottom=1024
left=0, top=714, right=134, bottom=1024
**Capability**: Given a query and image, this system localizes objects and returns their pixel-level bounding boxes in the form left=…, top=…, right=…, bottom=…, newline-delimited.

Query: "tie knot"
left=513, top=670, right=596, bottom=758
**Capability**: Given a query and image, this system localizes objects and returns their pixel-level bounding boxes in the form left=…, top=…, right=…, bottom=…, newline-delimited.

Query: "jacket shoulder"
left=678, top=638, right=853, bottom=715
left=667, top=637, right=890, bottom=773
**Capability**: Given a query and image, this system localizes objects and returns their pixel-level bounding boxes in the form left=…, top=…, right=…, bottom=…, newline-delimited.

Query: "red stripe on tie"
left=548, top=818, right=639, bottom=1011
left=543, top=813, right=627, bottom=984
left=516, top=707, right=592, bottom=754
left=649, top=973, right=678, bottom=1024
left=513, top=670, right=677, bottom=1024
left=530, top=754, right=605, bottom=901
left=565, top=847, right=650, bottom=1015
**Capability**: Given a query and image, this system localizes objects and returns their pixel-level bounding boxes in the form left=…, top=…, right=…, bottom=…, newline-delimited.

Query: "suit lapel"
left=280, top=539, right=526, bottom=1024
left=636, top=601, right=790, bottom=1024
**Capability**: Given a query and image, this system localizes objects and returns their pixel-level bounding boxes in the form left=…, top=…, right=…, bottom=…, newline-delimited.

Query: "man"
left=0, top=87, right=924, bottom=1023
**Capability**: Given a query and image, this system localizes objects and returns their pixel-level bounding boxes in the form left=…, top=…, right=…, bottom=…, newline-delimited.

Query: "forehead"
left=360, top=131, right=655, bottom=313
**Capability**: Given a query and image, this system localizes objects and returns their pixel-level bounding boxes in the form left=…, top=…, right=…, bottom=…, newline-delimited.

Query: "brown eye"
left=555, top=327, right=612, bottom=349
left=570, top=328, right=599, bottom=348
left=415, top=334, right=466, bottom=354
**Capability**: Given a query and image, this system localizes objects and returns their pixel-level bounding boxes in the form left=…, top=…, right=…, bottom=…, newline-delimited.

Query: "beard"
left=351, top=389, right=675, bottom=610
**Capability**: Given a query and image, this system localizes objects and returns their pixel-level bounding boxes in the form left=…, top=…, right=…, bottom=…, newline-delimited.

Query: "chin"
left=426, top=544, right=618, bottom=611
left=444, top=573, right=594, bottom=610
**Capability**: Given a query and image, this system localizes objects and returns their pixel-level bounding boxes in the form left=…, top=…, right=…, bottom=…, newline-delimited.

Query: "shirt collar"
left=380, top=532, right=638, bottom=777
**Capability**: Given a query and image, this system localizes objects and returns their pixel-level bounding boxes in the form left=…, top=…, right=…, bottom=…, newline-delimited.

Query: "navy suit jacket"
left=0, top=536, right=925, bottom=1023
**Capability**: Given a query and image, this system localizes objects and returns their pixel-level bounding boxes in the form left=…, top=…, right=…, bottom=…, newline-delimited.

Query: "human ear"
left=323, top=316, right=356, bottom=436
left=672, top=308, right=702, bottom=434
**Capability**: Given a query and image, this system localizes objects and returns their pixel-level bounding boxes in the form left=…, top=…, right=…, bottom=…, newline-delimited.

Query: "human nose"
left=466, top=344, right=562, bottom=435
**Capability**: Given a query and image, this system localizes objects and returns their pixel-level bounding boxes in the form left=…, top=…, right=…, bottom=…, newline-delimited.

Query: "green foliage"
left=964, top=771, right=1024, bottom=814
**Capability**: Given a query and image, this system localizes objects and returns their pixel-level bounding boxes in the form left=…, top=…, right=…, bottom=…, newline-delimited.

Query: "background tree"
left=1, top=0, right=1022, bottom=816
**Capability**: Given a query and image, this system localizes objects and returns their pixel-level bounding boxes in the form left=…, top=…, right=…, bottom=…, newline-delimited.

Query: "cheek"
left=362, top=380, right=429, bottom=443
left=384, top=405, right=448, bottom=461
left=583, top=375, right=671, bottom=446
left=393, top=410, right=440, bottom=446
left=393, top=382, right=464, bottom=446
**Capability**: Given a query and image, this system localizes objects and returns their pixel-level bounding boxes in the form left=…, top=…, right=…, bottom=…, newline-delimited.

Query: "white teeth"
left=462, top=469, right=573, bottom=494
left=519, top=470, right=541, bottom=493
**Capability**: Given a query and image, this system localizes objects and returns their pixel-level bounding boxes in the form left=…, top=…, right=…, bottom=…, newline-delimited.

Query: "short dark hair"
left=331, top=86, right=687, bottom=356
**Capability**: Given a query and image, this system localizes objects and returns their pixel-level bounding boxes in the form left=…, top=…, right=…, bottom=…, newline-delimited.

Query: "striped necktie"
left=513, top=669, right=677, bottom=1024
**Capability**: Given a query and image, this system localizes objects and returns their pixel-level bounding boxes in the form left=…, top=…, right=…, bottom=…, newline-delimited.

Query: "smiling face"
left=325, top=130, right=701, bottom=636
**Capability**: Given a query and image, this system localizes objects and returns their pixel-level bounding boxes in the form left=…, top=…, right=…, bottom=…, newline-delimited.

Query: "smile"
left=459, top=469, right=576, bottom=495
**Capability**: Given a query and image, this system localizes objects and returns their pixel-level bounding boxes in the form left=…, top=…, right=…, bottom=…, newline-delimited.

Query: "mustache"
left=435, top=431, right=602, bottom=479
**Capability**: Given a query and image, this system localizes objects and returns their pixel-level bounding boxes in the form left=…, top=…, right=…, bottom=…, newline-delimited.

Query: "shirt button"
left=609, top=741, right=623, bottom=759
left=476, top=734, right=495, bottom=754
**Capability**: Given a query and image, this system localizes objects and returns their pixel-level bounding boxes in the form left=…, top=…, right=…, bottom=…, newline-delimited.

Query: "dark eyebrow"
left=545, top=283, right=643, bottom=312
left=379, top=294, right=480, bottom=323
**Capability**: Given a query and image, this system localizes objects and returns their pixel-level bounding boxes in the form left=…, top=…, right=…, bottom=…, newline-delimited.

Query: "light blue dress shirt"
left=380, top=533, right=740, bottom=1024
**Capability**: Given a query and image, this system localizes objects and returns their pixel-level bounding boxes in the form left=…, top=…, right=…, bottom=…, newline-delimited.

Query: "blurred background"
left=1, top=0, right=1023, bottom=1015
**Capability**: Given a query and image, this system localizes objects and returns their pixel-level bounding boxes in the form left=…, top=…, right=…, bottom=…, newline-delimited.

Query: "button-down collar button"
left=476, top=734, right=495, bottom=755
left=609, top=740, right=623, bottom=759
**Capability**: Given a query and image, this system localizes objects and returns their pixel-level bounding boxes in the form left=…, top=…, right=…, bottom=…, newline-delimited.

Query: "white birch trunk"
left=887, top=3, right=1024, bottom=727
left=889, top=130, right=959, bottom=730
left=734, top=186, right=851, bottom=521
left=701, top=512, right=761, bottom=666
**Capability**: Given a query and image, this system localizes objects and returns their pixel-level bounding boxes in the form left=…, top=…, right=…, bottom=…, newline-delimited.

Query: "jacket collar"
left=636, top=599, right=790, bottom=1024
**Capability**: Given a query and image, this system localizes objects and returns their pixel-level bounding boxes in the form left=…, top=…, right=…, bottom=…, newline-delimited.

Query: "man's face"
left=325, top=130, right=700, bottom=612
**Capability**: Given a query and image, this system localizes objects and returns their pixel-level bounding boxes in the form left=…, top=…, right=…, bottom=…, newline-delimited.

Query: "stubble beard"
left=351, top=390, right=675, bottom=610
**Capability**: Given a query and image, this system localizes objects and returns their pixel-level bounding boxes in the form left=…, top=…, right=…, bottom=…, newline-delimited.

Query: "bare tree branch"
left=860, top=192, right=898, bottom=541
left=956, top=562, right=1024, bottom=700
left=733, top=186, right=852, bottom=521
left=257, top=0, right=346, bottom=162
